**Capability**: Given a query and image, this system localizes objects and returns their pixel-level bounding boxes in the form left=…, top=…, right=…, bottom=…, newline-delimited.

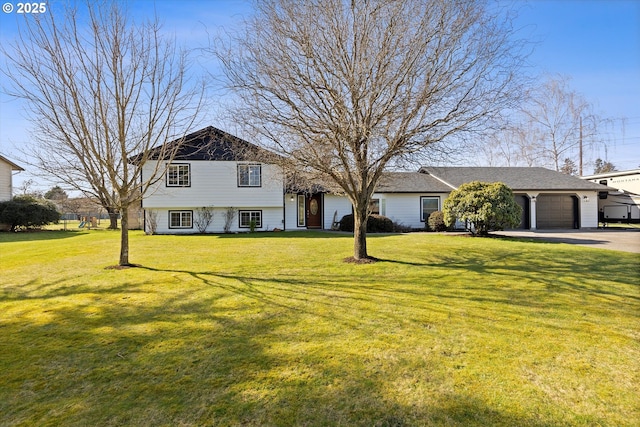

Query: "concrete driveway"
left=495, top=229, right=640, bottom=254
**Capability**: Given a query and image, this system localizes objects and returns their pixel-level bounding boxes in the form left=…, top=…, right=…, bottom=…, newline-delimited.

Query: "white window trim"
left=420, top=196, right=440, bottom=222
left=166, top=163, right=190, bottom=187
left=237, top=164, right=262, bottom=187
left=169, top=210, right=193, bottom=229
left=239, top=210, right=262, bottom=228
left=297, top=195, right=306, bottom=227
left=369, top=198, right=380, bottom=215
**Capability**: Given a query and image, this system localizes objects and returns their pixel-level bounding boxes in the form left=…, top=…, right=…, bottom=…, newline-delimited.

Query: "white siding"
left=285, top=192, right=449, bottom=230
left=0, top=160, right=12, bottom=201
left=142, top=160, right=285, bottom=234
left=323, top=194, right=352, bottom=229
left=377, top=191, right=599, bottom=230
left=142, top=161, right=284, bottom=209
left=578, top=191, right=599, bottom=228
left=284, top=193, right=305, bottom=230
left=283, top=193, right=352, bottom=230
left=374, top=193, right=450, bottom=229
left=148, top=206, right=284, bottom=234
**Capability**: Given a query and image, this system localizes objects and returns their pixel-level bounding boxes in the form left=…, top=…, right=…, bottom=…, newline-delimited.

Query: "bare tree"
left=520, top=75, right=599, bottom=173
left=215, top=0, right=527, bottom=260
left=2, top=1, right=203, bottom=266
left=479, top=124, right=544, bottom=167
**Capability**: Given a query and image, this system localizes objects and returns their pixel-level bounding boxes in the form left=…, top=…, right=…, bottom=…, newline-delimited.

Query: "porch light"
left=290, top=195, right=295, bottom=202
left=583, top=195, right=589, bottom=202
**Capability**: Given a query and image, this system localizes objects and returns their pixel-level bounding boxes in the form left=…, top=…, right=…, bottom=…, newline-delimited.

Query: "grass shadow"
left=0, top=229, right=86, bottom=243
left=2, top=232, right=638, bottom=426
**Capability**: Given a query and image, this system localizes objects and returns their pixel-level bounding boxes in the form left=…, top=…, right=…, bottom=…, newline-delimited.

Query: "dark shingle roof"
left=376, top=172, right=453, bottom=193
left=142, top=126, right=278, bottom=162
left=419, top=167, right=608, bottom=191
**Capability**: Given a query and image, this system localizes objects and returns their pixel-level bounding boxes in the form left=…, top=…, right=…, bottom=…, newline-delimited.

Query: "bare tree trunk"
left=353, top=204, right=368, bottom=260
left=119, top=208, right=129, bottom=266
left=107, top=207, right=119, bottom=230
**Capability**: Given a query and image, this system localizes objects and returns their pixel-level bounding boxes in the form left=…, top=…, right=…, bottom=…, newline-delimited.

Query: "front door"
left=306, top=194, right=322, bottom=228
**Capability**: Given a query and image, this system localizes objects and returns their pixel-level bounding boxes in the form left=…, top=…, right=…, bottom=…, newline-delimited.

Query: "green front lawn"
left=1, top=230, right=638, bottom=426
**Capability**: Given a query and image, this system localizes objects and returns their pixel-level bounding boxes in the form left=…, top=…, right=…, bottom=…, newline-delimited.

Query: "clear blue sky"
left=1, top=0, right=638, bottom=191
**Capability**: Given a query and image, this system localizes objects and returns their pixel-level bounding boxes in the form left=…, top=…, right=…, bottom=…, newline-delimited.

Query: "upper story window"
left=238, top=164, right=261, bottom=187
left=167, top=164, right=190, bottom=187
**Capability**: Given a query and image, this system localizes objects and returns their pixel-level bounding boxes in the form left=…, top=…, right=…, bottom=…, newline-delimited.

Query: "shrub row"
left=338, top=214, right=394, bottom=233
left=338, top=212, right=450, bottom=233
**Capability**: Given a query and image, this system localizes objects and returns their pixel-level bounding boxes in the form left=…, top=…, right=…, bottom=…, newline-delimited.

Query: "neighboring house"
left=581, top=169, right=640, bottom=224
left=140, top=126, right=608, bottom=234
left=0, top=155, right=24, bottom=201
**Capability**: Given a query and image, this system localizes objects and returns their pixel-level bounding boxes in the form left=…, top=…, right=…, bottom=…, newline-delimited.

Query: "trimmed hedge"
left=427, top=211, right=448, bottom=232
left=338, top=214, right=394, bottom=233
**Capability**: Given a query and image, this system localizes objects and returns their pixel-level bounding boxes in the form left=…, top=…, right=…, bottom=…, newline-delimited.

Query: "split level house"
left=140, top=126, right=608, bottom=234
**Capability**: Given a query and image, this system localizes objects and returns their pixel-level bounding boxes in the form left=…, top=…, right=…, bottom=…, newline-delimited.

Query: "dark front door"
left=306, top=194, right=322, bottom=228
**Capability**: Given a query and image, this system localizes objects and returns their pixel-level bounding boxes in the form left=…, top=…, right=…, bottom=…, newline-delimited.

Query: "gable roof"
left=285, top=171, right=454, bottom=195
left=376, top=172, right=453, bottom=193
left=0, top=155, right=24, bottom=171
left=138, top=126, right=279, bottom=162
left=419, top=167, right=608, bottom=192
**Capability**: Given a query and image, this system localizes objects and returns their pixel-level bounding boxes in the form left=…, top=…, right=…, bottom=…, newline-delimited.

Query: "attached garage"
left=536, top=194, right=579, bottom=229
left=419, top=167, right=606, bottom=230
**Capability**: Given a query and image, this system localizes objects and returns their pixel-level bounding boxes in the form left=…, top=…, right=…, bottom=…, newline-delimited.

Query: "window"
left=421, top=197, right=440, bottom=222
left=167, top=164, right=190, bottom=187
left=169, top=210, right=193, bottom=228
left=239, top=210, right=262, bottom=228
left=238, top=164, right=261, bottom=187
left=297, top=195, right=306, bottom=227
left=369, top=198, right=380, bottom=215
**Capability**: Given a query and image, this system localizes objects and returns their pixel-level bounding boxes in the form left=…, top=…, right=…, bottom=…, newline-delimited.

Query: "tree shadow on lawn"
left=377, top=238, right=640, bottom=302
left=3, top=234, right=637, bottom=425
left=2, top=273, right=569, bottom=427
left=136, top=249, right=639, bottom=348
left=0, top=229, right=86, bottom=243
